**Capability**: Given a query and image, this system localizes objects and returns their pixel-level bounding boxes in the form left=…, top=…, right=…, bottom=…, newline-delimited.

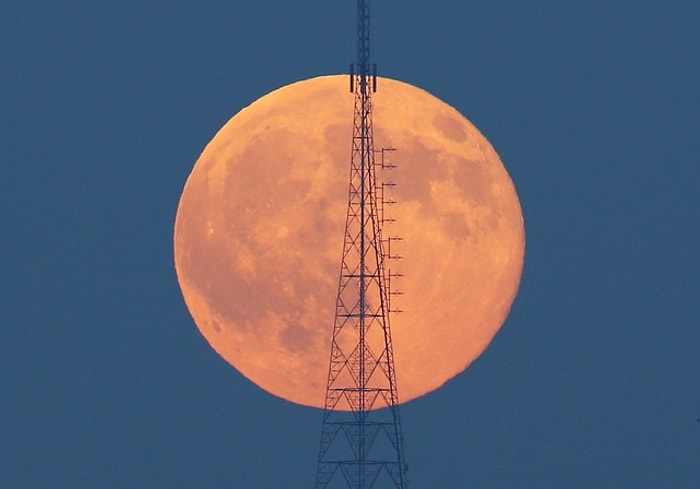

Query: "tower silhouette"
left=314, top=1, right=408, bottom=488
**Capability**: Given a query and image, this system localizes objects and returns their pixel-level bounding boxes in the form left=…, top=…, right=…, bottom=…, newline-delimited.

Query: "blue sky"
left=2, top=1, right=698, bottom=487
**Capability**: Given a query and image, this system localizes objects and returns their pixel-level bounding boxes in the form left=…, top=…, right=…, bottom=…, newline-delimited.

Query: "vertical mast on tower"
left=314, top=1, right=408, bottom=488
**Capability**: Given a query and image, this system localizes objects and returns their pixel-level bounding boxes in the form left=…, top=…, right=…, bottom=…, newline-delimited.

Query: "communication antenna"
left=314, top=1, right=408, bottom=488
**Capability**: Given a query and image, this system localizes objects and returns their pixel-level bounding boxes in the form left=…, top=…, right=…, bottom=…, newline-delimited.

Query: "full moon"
left=174, top=75, right=524, bottom=409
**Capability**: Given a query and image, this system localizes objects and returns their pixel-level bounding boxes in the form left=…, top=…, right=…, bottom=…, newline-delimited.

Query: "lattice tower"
left=314, top=1, right=408, bottom=488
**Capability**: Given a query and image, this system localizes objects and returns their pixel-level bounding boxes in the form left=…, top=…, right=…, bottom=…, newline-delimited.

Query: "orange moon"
left=174, top=75, right=524, bottom=408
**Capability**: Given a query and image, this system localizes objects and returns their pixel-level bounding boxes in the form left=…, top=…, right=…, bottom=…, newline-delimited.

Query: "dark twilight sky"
left=2, top=1, right=698, bottom=488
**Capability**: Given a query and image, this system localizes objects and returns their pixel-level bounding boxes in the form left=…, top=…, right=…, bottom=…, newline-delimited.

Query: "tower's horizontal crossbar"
left=321, top=420, right=396, bottom=426
left=336, top=313, right=384, bottom=318
left=319, top=460, right=402, bottom=466
left=341, top=273, right=381, bottom=279
left=327, top=388, right=392, bottom=393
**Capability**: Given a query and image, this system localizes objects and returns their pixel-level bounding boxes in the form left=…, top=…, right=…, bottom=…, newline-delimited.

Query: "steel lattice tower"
left=314, top=1, right=408, bottom=488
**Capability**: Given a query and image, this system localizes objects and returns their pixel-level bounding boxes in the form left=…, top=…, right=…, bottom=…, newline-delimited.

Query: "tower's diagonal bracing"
left=315, top=1, right=408, bottom=489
